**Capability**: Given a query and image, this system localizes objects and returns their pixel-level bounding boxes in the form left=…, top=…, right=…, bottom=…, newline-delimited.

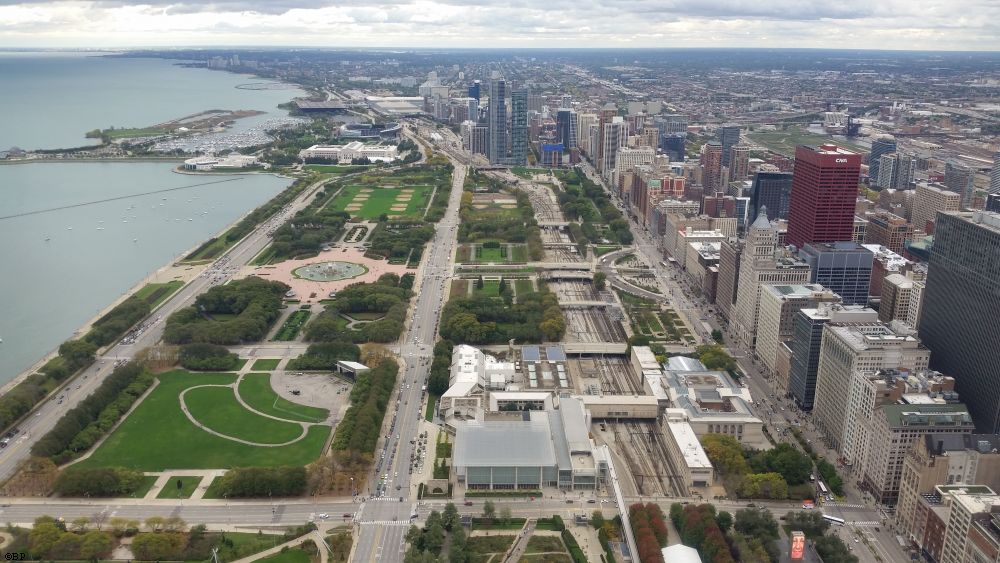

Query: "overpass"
left=560, top=300, right=612, bottom=308
left=539, top=270, right=594, bottom=281
left=528, top=261, right=593, bottom=270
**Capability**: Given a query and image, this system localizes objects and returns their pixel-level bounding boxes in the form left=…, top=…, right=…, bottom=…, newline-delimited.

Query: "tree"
left=591, top=510, right=605, bottom=530
left=442, top=503, right=460, bottom=532
left=499, top=505, right=512, bottom=526
left=130, top=532, right=185, bottom=561
left=711, top=329, right=724, bottom=343
left=424, top=521, right=445, bottom=555
left=29, top=522, right=63, bottom=557
left=482, top=500, right=496, bottom=522
left=71, top=516, right=91, bottom=531
left=593, top=272, right=607, bottom=291
left=734, top=508, right=779, bottom=542
left=476, top=276, right=484, bottom=289
left=79, top=531, right=113, bottom=562
left=449, top=526, right=468, bottom=563
left=716, top=510, right=733, bottom=533
left=59, top=339, right=98, bottom=368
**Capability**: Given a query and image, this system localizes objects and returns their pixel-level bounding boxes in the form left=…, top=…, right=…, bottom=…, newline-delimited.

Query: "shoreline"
left=0, top=176, right=294, bottom=396
left=0, top=157, right=185, bottom=165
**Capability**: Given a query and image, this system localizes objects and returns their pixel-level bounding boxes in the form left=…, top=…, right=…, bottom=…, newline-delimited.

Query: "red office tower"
left=787, top=144, right=862, bottom=248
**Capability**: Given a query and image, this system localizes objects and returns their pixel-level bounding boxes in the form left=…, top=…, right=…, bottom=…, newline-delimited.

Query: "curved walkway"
left=177, top=374, right=323, bottom=447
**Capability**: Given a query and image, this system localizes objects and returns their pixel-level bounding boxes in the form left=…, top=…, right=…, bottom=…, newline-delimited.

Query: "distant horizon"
left=2, top=46, right=999, bottom=54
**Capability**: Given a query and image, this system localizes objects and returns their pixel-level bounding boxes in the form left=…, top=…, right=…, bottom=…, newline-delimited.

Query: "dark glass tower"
left=749, top=171, right=793, bottom=221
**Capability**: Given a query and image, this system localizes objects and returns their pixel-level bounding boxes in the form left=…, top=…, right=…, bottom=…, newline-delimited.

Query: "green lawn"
left=78, top=371, right=330, bottom=471
left=509, top=245, right=529, bottom=262
left=156, top=476, right=202, bottom=499
left=132, top=475, right=159, bottom=498
left=256, top=550, right=313, bottom=563
left=304, top=164, right=370, bottom=174
left=251, top=358, right=282, bottom=371
left=474, top=280, right=501, bottom=298
left=525, top=536, right=567, bottom=554
left=92, top=127, right=169, bottom=140
left=747, top=127, right=867, bottom=157
left=514, top=279, right=535, bottom=296
left=476, top=246, right=507, bottom=262
left=467, top=535, right=517, bottom=556
left=273, top=310, right=311, bottom=341
left=185, top=386, right=304, bottom=443
left=425, top=394, right=439, bottom=422
left=134, top=280, right=185, bottom=309
left=327, top=184, right=433, bottom=220
left=239, top=373, right=329, bottom=423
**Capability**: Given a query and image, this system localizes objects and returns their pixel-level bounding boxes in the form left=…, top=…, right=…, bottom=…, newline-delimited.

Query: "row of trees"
left=0, top=338, right=98, bottom=434
left=178, top=343, right=240, bottom=371
left=669, top=503, right=736, bottom=563
left=630, top=503, right=670, bottom=563
left=84, top=295, right=151, bottom=347
left=694, top=344, right=738, bottom=372
left=53, top=466, right=147, bottom=497
left=28, top=516, right=113, bottom=561
left=213, top=466, right=307, bottom=498
left=556, top=168, right=632, bottom=245
left=404, top=504, right=463, bottom=561
left=164, top=277, right=289, bottom=345
left=366, top=222, right=436, bottom=263
left=427, top=339, right=454, bottom=396
left=305, top=274, right=413, bottom=343
left=439, top=288, right=565, bottom=344
left=331, top=359, right=398, bottom=455
left=32, top=362, right=154, bottom=464
left=287, top=341, right=361, bottom=370
left=266, top=180, right=351, bottom=262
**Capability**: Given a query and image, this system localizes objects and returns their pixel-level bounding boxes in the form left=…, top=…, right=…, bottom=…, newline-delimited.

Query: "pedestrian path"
left=850, top=520, right=880, bottom=527
left=359, top=520, right=410, bottom=526
left=827, top=501, right=866, bottom=509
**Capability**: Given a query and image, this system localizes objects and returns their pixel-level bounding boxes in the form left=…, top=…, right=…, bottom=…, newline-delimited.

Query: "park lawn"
left=449, top=279, right=470, bottom=300
left=78, top=371, right=330, bottom=471
left=304, top=164, right=370, bottom=174
left=327, top=184, right=433, bottom=220
left=132, top=475, right=159, bottom=498
left=525, top=536, right=566, bottom=554
left=509, top=245, right=529, bottom=262
left=520, top=554, right=572, bottom=562
left=256, top=549, right=313, bottom=563
left=251, top=358, right=282, bottom=371
left=425, top=394, right=438, bottom=422
left=185, top=386, right=304, bottom=443
left=134, top=280, right=185, bottom=309
left=99, top=127, right=169, bottom=139
left=514, top=279, right=535, bottom=296
left=476, top=246, right=507, bottom=262
left=475, top=280, right=501, bottom=298
left=747, top=128, right=867, bottom=157
left=156, top=476, right=202, bottom=499
left=239, top=373, right=329, bottom=423
left=273, top=310, right=312, bottom=341
left=346, top=311, right=385, bottom=321
left=455, top=244, right=474, bottom=263
left=467, top=535, right=517, bottom=557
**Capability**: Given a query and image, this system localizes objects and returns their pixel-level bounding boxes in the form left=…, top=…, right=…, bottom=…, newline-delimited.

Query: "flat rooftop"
left=667, top=421, right=713, bottom=469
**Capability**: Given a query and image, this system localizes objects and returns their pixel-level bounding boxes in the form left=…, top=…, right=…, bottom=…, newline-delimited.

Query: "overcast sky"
left=1, top=0, right=998, bottom=50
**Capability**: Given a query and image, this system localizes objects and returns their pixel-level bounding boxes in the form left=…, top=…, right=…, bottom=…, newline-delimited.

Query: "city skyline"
left=0, top=0, right=998, bottom=50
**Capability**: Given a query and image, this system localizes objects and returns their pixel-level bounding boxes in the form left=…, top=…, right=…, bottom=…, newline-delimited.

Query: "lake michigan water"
left=0, top=52, right=305, bottom=384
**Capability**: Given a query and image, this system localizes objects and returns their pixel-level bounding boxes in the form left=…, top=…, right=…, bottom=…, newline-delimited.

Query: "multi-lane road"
left=351, top=162, right=466, bottom=562
left=0, top=175, right=331, bottom=482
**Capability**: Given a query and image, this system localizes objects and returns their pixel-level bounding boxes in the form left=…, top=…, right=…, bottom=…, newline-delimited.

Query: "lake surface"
left=0, top=52, right=304, bottom=384
left=0, top=52, right=301, bottom=151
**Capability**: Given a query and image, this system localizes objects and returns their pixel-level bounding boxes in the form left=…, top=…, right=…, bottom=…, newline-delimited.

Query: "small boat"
left=44, top=237, right=51, bottom=242
left=97, top=227, right=104, bottom=231
left=133, top=238, right=138, bottom=242
left=67, top=226, right=73, bottom=230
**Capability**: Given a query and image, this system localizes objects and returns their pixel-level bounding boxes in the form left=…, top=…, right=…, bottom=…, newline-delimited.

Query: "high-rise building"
left=468, top=80, right=481, bottom=101
left=896, top=434, right=1000, bottom=547
left=865, top=403, right=973, bottom=505
left=555, top=109, right=578, bottom=150
left=467, top=98, right=479, bottom=123
left=701, top=141, right=724, bottom=193
left=487, top=78, right=507, bottom=165
left=661, top=114, right=688, bottom=135
left=509, top=89, right=528, bottom=166
left=877, top=152, right=916, bottom=189
left=986, top=193, right=1000, bottom=213
left=920, top=211, right=1000, bottom=433
left=560, top=94, right=572, bottom=109
left=788, top=304, right=877, bottom=410
left=787, top=144, right=862, bottom=249
left=813, top=321, right=930, bottom=455
left=912, top=183, right=962, bottom=234
left=728, top=145, right=750, bottom=183
left=799, top=241, right=874, bottom=306
left=749, top=171, right=793, bottom=222
left=715, top=238, right=743, bottom=322
left=944, top=161, right=976, bottom=209
left=990, top=152, right=1000, bottom=195
left=879, top=273, right=914, bottom=325
left=865, top=210, right=914, bottom=254
left=470, top=125, right=489, bottom=157
left=869, top=135, right=897, bottom=186
left=755, top=284, right=840, bottom=381
left=718, top=124, right=740, bottom=167
left=731, top=214, right=812, bottom=349
left=600, top=118, right=626, bottom=181
left=661, top=133, right=686, bottom=161
left=596, top=103, right=618, bottom=172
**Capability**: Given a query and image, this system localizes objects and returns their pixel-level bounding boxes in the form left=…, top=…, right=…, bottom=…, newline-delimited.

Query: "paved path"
left=144, top=470, right=228, bottom=500
left=230, top=530, right=328, bottom=563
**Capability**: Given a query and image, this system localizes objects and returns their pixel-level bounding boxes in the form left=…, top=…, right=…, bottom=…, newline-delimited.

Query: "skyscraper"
left=718, top=124, right=740, bottom=167
left=487, top=78, right=507, bottom=165
left=468, top=80, right=481, bottom=101
left=596, top=103, right=618, bottom=172
left=799, top=241, right=874, bottom=306
left=944, top=161, right=975, bottom=208
left=876, top=152, right=916, bottom=189
left=600, top=117, right=626, bottom=179
left=510, top=89, right=528, bottom=166
left=556, top=109, right=578, bottom=149
left=661, top=133, right=685, bottom=161
left=990, top=152, right=1000, bottom=195
left=749, top=171, right=793, bottom=222
left=728, top=145, right=750, bottom=183
left=868, top=135, right=897, bottom=186
left=701, top=141, right=724, bottom=193
left=912, top=183, right=961, bottom=234
left=786, top=144, right=862, bottom=249
left=919, top=211, right=1000, bottom=433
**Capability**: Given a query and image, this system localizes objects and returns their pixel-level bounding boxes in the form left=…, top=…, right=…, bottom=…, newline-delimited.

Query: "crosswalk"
left=850, top=520, right=880, bottom=527
left=359, top=520, right=411, bottom=527
left=826, top=501, right=866, bottom=509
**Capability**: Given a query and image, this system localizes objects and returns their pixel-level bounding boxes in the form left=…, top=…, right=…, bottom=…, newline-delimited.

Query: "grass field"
left=156, top=476, right=202, bottom=499
left=273, top=310, right=311, bottom=341
left=327, top=184, right=433, bottom=220
left=79, top=371, right=330, bottom=471
left=239, top=373, right=329, bottom=423
left=425, top=394, right=438, bottom=422
left=251, top=359, right=281, bottom=371
left=477, top=246, right=506, bottom=262
left=133, top=475, right=159, bottom=498
left=134, top=280, right=185, bottom=309
left=467, top=535, right=516, bottom=562
left=182, top=226, right=240, bottom=262
left=185, top=386, right=304, bottom=443
left=474, top=280, right=501, bottom=298
left=747, top=127, right=867, bottom=157
left=450, top=279, right=470, bottom=300
left=525, top=535, right=568, bottom=554
left=514, top=279, right=534, bottom=296
left=256, top=550, right=313, bottom=563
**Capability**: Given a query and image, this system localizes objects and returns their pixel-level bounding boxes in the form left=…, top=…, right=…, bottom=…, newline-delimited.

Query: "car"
left=854, top=538, right=859, bottom=543
left=464, top=501, right=473, bottom=506
left=343, top=513, right=353, bottom=518
left=566, top=499, right=573, bottom=504
left=587, top=499, right=596, bottom=504
left=318, top=513, right=329, bottom=519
